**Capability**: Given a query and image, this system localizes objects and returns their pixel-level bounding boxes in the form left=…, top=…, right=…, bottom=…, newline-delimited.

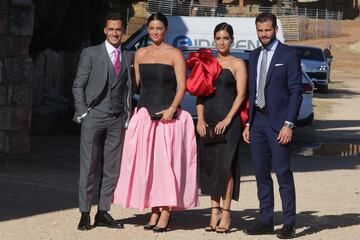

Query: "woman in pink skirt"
left=113, top=12, right=198, bottom=232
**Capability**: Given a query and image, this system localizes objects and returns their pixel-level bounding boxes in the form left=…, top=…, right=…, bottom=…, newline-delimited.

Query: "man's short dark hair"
left=255, top=12, right=277, bottom=28
left=104, top=13, right=126, bottom=28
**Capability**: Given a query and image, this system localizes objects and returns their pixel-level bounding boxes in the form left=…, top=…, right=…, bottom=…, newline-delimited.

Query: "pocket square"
left=275, top=63, right=284, bottom=66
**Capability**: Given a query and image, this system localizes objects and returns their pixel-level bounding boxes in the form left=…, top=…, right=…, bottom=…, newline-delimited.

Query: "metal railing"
left=143, top=1, right=343, bottom=40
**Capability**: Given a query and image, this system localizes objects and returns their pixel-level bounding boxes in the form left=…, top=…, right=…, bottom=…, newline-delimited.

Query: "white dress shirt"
left=105, top=40, right=122, bottom=65
left=256, top=39, right=279, bottom=93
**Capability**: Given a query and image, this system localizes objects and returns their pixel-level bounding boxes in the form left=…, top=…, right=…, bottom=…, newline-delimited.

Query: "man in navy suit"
left=242, top=12, right=302, bottom=239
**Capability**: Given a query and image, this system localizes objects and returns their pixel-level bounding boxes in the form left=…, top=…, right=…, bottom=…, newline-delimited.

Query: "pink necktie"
left=114, top=49, right=121, bottom=77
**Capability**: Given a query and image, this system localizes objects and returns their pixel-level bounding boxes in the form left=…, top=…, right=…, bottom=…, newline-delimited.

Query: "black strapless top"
left=203, top=69, right=239, bottom=125
left=137, top=63, right=177, bottom=109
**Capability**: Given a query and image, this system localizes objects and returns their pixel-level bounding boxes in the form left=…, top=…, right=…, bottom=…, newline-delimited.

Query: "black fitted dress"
left=198, top=69, right=242, bottom=200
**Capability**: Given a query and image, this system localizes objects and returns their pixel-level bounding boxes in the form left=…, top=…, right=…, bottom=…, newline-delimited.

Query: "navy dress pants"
left=250, top=109, right=296, bottom=226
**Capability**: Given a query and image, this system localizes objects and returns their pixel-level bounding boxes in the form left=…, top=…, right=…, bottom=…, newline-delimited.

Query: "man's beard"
left=260, top=34, right=277, bottom=48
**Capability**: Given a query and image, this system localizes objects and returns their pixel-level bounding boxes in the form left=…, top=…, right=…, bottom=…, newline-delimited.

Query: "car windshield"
left=293, top=47, right=324, bottom=61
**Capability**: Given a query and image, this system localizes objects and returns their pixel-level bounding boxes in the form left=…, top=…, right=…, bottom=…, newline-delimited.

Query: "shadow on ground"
left=118, top=208, right=360, bottom=236
left=314, top=87, right=360, bottom=99
left=292, top=119, right=360, bottom=145
left=0, top=125, right=359, bottom=224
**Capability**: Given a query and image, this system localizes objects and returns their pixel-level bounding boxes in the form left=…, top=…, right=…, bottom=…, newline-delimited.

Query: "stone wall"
left=31, top=49, right=80, bottom=135
left=0, top=0, right=34, bottom=153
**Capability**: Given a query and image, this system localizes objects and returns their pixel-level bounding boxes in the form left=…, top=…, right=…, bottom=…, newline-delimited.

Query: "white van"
left=124, top=16, right=284, bottom=51
left=126, top=16, right=286, bottom=122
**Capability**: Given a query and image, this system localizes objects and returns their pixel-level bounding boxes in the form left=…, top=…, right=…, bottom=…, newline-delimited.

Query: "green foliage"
left=30, top=0, right=136, bottom=58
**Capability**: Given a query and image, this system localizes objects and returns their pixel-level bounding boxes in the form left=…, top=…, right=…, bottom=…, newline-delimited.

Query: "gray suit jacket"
left=72, top=42, right=134, bottom=127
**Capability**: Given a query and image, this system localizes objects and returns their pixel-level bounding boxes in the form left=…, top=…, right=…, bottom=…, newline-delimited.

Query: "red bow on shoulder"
left=185, top=48, right=222, bottom=96
left=240, top=98, right=249, bottom=127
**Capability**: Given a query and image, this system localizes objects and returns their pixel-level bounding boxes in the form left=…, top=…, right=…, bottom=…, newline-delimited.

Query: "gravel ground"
left=0, top=21, right=359, bottom=240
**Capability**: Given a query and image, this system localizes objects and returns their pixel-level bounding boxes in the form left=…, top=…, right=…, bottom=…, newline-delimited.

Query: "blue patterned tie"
left=257, top=48, right=268, bottom=109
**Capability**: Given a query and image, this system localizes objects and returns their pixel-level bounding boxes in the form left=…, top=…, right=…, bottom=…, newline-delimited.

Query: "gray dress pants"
left=78, top=109, right=125, bottom=212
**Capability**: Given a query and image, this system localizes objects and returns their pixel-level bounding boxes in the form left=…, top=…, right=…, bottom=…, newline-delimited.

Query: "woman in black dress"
left=196, top=22, right=247, bottom=233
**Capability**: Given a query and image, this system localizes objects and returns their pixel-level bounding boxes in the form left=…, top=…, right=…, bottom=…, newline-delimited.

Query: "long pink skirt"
left=113, top=107, right=198, bottom=211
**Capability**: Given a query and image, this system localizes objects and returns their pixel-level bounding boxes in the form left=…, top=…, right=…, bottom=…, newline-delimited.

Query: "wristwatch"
left=284, top=122, right=295, bottom=129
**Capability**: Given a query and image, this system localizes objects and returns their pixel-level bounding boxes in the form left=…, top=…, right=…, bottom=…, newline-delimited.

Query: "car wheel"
left=317, top=85, right=328, bottom=93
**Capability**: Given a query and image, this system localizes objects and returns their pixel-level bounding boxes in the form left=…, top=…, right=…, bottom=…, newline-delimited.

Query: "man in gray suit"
left=72, top=13, right=134, bottom=230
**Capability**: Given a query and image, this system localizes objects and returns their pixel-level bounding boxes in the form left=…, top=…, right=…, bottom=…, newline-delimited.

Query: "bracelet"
left=169, top=105, right=177, bottom=111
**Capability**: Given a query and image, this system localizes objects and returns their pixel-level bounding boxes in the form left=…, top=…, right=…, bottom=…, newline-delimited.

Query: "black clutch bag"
left=147, top=105, right=177, bottom=120
left=200, top=126, right=226, bottom=145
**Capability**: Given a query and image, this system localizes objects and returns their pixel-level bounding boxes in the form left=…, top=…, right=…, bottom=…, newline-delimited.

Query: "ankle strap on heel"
left=210, top=207, right=222, bottom=212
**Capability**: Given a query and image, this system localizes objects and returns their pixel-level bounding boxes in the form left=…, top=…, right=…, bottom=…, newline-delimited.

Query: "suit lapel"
left=118, top=50, right=127, bottom=78
left=251, top=48, right=261, bottom=93
left=265, top=42, right=284, bottom=86
left=100, top=42, right=109, bottom=81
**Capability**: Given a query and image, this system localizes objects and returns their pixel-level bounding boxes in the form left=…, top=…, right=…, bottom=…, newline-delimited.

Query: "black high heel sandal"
left=152, top=218, right=171, bottom=232
left=153, top=211, right=171, bottom=233
left=216, top=208, right=231, bottom=234
left=144, top=211, right=160, bottom=230
left=144, top=222, right=157, bottom=230
left=205, top=207, right=222, bottom=232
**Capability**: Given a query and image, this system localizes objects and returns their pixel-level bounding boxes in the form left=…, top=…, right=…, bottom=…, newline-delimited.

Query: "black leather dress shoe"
left=94, top=212, right=124, bottom=229
left=77, top=214, right=91, bottom=231
left=244, top=222, right=274, bottom=235
left=277, top=225, right=295, bottom=239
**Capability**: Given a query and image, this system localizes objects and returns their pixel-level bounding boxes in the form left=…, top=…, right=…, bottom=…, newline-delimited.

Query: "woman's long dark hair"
left=213, top=22, right=234, bottom=39
left=147, top=12, right=168, bottom=28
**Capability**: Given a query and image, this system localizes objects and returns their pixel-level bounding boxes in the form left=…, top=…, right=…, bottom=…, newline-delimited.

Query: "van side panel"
left=123, top=16, right=285, bottom=51
left=167, top=16, right=284, bottom=50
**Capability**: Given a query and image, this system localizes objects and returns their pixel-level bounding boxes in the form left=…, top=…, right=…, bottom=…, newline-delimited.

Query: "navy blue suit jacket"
left=248, top=41, right=303, bottom=131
